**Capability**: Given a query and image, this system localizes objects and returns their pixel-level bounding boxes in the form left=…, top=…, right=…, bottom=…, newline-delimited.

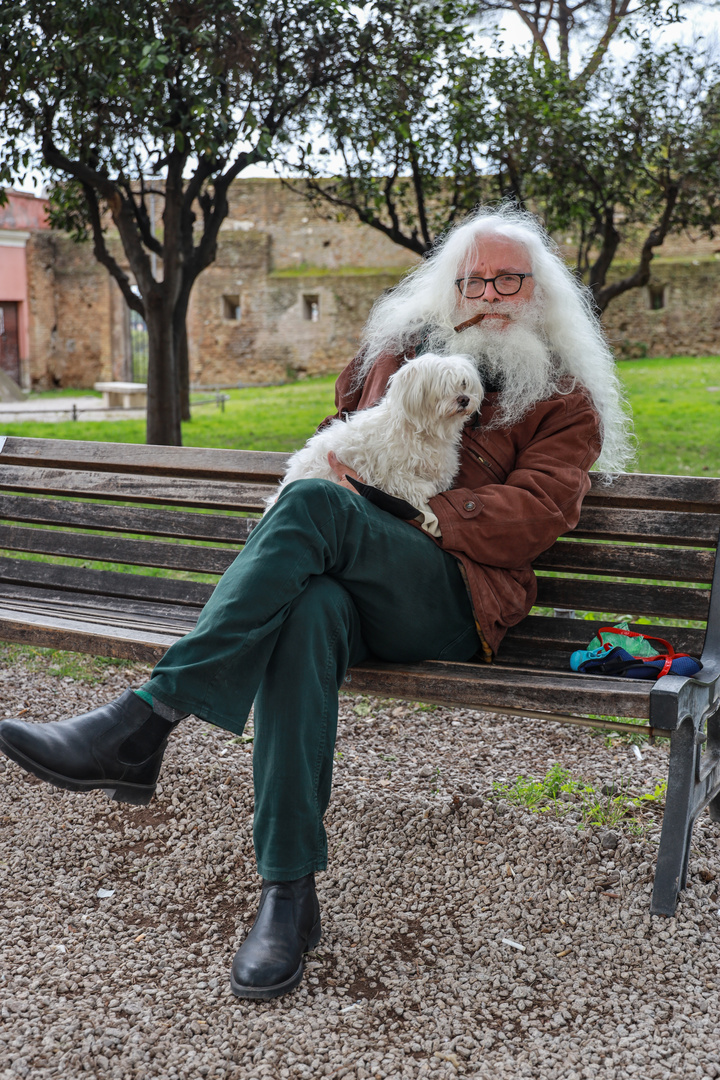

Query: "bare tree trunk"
left=173, top=287, right=192, bottom=423
left=145, top=295, right=182, bottom=445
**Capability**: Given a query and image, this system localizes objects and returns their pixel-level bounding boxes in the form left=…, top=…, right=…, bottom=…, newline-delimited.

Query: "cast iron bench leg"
left=651, top=706, right=720, bottom=916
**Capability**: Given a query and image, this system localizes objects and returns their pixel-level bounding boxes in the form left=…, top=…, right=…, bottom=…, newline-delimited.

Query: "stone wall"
left=26, top=232, right=114, bottom=388
left=601, top=260, right=720, bottom=359
left=221, top=179, right=416, bottom=272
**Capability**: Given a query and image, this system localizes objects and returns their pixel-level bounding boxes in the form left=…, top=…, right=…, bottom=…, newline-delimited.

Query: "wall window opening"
left=223, top=295, right=241, bottom=321
left=303, top=294, right=320, bottom=322
left=647, top=284, right=666, bottom=311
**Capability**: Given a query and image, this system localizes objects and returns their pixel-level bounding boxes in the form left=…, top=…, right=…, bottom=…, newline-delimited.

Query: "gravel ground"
left=1, top=658, right=720, bottom=1080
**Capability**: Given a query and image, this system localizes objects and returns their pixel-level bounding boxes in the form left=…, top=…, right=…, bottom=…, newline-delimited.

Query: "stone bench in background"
left=93, top=381, right=147, bottom=409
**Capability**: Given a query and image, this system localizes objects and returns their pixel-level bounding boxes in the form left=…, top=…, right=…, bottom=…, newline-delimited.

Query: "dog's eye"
left=460, top=380, right=467, bottom=390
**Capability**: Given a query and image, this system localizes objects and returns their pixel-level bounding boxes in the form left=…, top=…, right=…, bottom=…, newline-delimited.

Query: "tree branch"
left=81, top=183, right=144, bottom=316
left=593, top=180, right=680, bottom=310
left=508, top=0, right=551, bottom=59
left=575, top=0, right=630, bottom=88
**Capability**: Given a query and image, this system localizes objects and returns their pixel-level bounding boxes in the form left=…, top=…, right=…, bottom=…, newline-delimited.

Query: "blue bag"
left=572, top=645, right=702, bottom=681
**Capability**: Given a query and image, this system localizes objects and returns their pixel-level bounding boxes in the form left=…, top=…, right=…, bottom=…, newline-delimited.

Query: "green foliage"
left=0, top=0, right=361, bottom=444
left=288, top=3, right=720, bottom=309
left=493, top=763, right=667, bottom=832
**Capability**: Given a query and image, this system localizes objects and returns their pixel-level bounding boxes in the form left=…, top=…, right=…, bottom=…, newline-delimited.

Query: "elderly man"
left=0, top=206, right=631, bottom=1000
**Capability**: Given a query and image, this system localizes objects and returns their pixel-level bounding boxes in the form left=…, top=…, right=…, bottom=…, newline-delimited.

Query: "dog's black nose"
left=457, top=395, right=470, bottom=409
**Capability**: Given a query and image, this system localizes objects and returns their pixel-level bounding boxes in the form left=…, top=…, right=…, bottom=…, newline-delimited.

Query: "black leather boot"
left=0, top=690, right=179, bottom=805
left=230, top=873, right=321, bottom=1000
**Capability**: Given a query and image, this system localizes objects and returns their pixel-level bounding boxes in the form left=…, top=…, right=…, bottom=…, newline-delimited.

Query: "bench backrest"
left=0, top=436, right=718, bottom=670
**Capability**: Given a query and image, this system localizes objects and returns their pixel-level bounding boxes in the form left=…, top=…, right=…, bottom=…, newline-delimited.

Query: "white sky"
left=11, top=2, right=720, bottom=194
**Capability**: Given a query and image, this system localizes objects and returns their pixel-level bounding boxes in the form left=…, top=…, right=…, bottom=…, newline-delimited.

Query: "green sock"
left=133, top=687, right=188, bottom=722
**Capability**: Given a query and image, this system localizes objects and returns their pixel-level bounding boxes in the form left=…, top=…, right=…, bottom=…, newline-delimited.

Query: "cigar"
left=453, top=311, right=510, bottom=333
left=453, top=312, right=487, bottom=333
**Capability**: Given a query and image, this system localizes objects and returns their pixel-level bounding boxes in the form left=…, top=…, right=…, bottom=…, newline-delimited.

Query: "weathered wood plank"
left=587, top=472, right=720, bottom=512
left=0, top=436, right=289, bottom=483
left=0, top=556, right=215, bottom=606
left=0, top=465, right=275, bottom=510
left=574, top=507, right=720, bottom=546
left=0, top=594, right=198, bottom=637
left=0, top=524, right=238, bottom=574
left=0, top=580, right=203, bottom=624
left=536, top=540, right=716, bottom=583
left=0, top=443, right=716, bottom=509
left=502, top=615, right=706, bottom=656
left=347, top=659, right=653, bottom=718
left=0, top=494, right=256, bottom=543
left=535, top=577, right=710, bottom=621
left=0, top=612, right=172, bottom=664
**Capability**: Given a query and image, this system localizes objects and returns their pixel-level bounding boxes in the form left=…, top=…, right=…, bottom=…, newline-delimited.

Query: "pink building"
left=0, top=189, right=50, bottom=388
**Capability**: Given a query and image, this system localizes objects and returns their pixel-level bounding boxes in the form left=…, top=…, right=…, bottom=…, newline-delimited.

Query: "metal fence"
left=129, top=309, right=149, bottom=383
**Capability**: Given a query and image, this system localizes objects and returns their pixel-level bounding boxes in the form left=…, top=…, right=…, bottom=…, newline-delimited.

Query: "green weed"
left=492, top=763, right=667, bottom=832
left=0, top=642, right=139, bottom=684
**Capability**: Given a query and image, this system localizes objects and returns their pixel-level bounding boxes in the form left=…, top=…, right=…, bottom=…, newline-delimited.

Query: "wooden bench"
left=0, top=435, right=718, bottom=917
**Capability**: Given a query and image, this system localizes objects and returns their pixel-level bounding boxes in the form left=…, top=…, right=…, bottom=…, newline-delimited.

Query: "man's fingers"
left=327, top=450, right=364, bottom=492
left=328, top=450, right=359, bottom=480
left=327, top=450, right=343, bottom=477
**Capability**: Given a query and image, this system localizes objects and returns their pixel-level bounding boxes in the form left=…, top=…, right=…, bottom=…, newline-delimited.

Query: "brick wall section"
left=16, top=178, right=720, bottom=387
left=602, top=262, right=720, bottom=359
left=26, top=232, right=113, bottom=387
left=222, top=179, right=417, bottom=271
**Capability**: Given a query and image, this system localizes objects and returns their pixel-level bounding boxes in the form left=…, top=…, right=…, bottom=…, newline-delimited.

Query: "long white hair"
left=358, top=204, right=634, bottom=474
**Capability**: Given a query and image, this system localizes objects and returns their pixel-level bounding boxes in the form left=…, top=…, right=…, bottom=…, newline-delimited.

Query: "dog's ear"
left=389, top=362, right=430, bottom=428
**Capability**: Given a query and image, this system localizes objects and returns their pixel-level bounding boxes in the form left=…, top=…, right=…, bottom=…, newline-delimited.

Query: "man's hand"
left=328, top=451, right=364, bottom=494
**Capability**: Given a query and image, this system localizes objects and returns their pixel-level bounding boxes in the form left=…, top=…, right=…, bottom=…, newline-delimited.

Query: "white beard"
left=423, top=303, right=558, bottom=428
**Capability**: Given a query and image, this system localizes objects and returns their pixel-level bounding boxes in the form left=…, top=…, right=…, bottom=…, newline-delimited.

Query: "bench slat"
left=347, top=659, right=653, bottom=718
left=0, top=525, right=238, bottom=574
left=0, top=602, right=654, bottom=720
left=502, top=614, right=706, bottom=655
left=537, top=540, right=716, bottom=583
left=0, top=581, right=204, bottom=623
left=535, top=577, right=710, bottom=620
left=0, top=595, right=198, bottom=637
left=0, top=556, right=214, bottom=606
left=575, top=507, right=720, bottom=546
left=584, top=472, right=720, bottom=511
left=0, top=436, right=288, bottom=482
left=0, top=494, right=256, bottom=543
left=0, top=465, right=275, bottom=510
left=0, top=608, right=175, bottom=662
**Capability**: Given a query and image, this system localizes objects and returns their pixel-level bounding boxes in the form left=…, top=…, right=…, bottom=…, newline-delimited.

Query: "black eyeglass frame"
left=455, top=272, right=533, bottom=298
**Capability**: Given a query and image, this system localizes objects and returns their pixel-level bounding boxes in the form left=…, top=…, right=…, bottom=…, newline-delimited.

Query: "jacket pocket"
left=466, top=442, right=508, bottom=483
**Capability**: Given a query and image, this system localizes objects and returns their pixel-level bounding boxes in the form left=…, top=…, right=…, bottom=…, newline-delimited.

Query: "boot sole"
left=229, top=918, right=322, bottom=1001
left=0, top=734, right=156, bottom=805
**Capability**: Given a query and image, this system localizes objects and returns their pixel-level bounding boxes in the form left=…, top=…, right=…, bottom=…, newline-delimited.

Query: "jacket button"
left=463, top=500, right=476, bottom=511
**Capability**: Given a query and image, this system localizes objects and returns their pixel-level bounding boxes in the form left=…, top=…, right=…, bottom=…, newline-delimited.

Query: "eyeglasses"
left=455, top=273, right=533, bottom=299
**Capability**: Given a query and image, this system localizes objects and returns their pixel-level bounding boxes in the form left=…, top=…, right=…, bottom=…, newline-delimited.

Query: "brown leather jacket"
left=325, top=350, right=603, bottom=656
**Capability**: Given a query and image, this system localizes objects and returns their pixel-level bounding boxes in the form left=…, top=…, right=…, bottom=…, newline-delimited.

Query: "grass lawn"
left=2, top=356, right=719, bottom=475
left=2, top=376, right=339, bottom=453
left=619, top=355, right=720, bottom=475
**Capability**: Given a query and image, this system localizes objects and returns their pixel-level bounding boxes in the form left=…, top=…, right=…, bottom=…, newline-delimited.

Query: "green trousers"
left=145, top=479, right=478, bottom=880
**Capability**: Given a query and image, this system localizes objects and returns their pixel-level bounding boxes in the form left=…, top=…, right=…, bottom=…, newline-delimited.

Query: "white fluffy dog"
left=269, top=352, right=484, bottom=511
